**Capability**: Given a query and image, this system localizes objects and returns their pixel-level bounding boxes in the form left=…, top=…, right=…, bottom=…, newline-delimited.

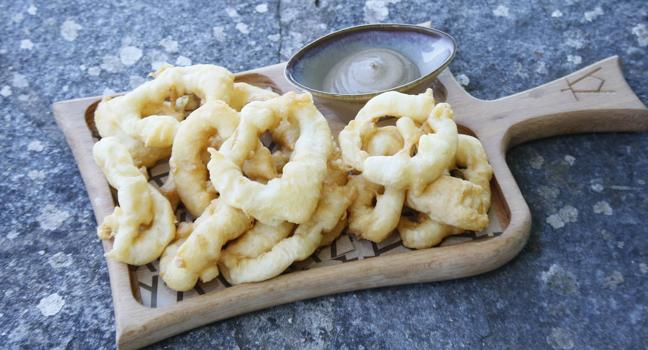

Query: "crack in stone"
left=276, top=0, right=283, bottom=62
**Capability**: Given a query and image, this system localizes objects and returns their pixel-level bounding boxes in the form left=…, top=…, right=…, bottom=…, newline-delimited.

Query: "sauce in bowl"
left=285, top=24, right=456, bottom=101
left=322, top=48, right=420, bottom=94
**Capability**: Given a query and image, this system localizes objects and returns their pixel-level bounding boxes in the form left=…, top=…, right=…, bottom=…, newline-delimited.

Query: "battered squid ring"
left=347, top=175, right=405, bottom=242
left=219, top=222, right=295, bottom=274
left=364, top=125, right=404, bottom=156
left=346, top=120, right=415, bottom=243
left=313, top=144, right=351, bottom=247
left=170, top=101, right=239, bottom=217
left=319, top=215, right=348, bottom=247
left=218, top=149, right=353, bottom=284
left=339, top=89, right=458, bottom=194
left=397, top=211, right=462, bottom=249
left=220, top=212, right=348, bottom=254
left=218, top=177, right=356, bottom=285
left=159, top=172, right=180, bottom=210
left=207, top=92, right=332, bottom=225
left=170, top=100, right=279, bottom=217
left=159, top=200, right=252, bottom=291
left=407, top=176, right=487, bottom=231
left=263, top=118, right=302, bottom=174
left=95, top=64, right=235, bottom=167
left=406, top=135, right=492, bottom=230
left=230, top=82, right=281, bottom=111
left=217, top=215, right=347, bottom=284
left=399, top=135, right=493, bottom=248
left=93, top=137, right=175, bottom=265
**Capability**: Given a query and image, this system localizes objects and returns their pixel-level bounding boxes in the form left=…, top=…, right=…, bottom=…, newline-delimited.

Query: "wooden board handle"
left=455, top=56, right=648, bottom=148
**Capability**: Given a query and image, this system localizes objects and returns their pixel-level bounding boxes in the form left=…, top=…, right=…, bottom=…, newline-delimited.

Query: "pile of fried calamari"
left=93, top=64, right=493, bottom=291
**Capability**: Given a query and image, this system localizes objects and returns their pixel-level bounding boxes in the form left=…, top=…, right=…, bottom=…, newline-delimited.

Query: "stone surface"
left=0, top=0, right=647, bottom=349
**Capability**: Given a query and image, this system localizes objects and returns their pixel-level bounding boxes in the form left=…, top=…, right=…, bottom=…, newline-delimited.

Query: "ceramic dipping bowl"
left=285, top=23, right=457, bottom=102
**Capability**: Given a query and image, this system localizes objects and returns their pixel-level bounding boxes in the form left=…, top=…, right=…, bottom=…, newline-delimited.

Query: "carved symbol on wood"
left=561, top=67, right=615, bottom=101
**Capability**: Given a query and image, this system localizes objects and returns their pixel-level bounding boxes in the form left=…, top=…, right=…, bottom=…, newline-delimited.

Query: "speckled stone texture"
left=0, top=0, right=646, bottom=349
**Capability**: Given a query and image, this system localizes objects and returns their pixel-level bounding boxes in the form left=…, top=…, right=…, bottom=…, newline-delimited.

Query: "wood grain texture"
left=51, top=55, right=647, bottom=349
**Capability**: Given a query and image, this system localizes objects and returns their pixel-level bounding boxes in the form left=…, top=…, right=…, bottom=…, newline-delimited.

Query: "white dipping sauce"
left=322, top=48, right=420, bottom=94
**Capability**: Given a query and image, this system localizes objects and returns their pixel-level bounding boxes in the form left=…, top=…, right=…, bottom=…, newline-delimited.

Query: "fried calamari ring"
left=317, top=148, right=352, bottom=247
left=95, top=64, right=234, bottom=167
left=93, top=137, right=175, bottom=265
left=398, top=210, right=462, bottom=249
left=159, top=172, right=180, bottom=210
left=364, top=125, right=404, bottom=156
left=453, top=135, right=493, bottom=210
left=399, top=135, right=493, bottom=248
left=159, top=200, right=252, bottom=291
left=347, top=175, right=405, bottom=243
left=407, top=176, right=486, bottom=231
left=169, top=101, right=239, bottom=217
left=218, top=214, right=346, bottom=280
left=319, top=215, right=347, bottom=247
left=263, top=118, right=303, bottom=174
left=240, top=144, right=279, bottom=182
left=339, top=89, right=458, bottom=193
left=170, top=90, right=283, bottom=217
left=219, top=222, right=295, bottom=271
left=218, top=179, right=356, bottom=284
left=345, top=120, right=414, bottom=243
left=208, top=92, right=332, bottom=225
left=229, top=82, right=280, bottom=111
left=218, top=153, right=353, bottom=284
left=406, top=135, right=492, bottom=231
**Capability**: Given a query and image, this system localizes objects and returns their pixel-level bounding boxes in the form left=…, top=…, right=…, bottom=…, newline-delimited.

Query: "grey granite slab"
left=0, top=0, right=646, bottom=349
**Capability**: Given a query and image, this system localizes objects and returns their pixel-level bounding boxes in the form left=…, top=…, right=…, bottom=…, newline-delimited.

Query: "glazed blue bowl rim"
left=284, top=23, right=457, bottom=100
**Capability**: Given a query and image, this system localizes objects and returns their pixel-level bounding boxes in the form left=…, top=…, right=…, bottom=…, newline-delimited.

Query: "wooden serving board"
left=52, top=56, right=648, bottom=349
